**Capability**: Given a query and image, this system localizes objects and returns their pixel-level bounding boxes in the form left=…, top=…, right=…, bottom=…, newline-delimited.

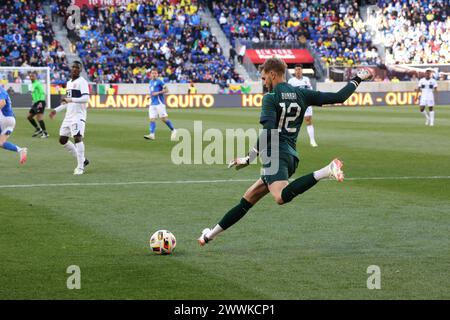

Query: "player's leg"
left=59, top=120, right=78, bottom=161
left=160, top=116, right=177, bottom=141
left=59, top=134, right=78, bottom=157
left=0, top=117, right=27, bottom=164
left=419, top=100, right=430, bottom=125
left=263, top=155, right=298, bottom=205
left=198, top=178, right=269, bottom=245
left=144, top=105, right=157, bottom=140
left=158, top=104, right=177, bottom=141
left=428, top=104, right=435, bottom=127
left=27, top=105, right=41, bottom=136
left=36, top=101, right=48, bottom=138
left=267, top=156, right=343, bottom=205
left=304, top=107, right=318, bottom=147
left=72, top=120, right=88, bottom=175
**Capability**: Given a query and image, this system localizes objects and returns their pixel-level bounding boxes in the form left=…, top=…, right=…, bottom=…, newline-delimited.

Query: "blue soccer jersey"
left=149, top=79, right=165, bottom=105
left=0, top=87, right=14, bottom=117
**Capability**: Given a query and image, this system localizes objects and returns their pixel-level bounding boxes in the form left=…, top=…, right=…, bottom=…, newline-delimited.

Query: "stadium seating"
left=0, top=0, right=70, bottom=84
left=211, top=0, right=381, bottom=66
left=375, top=0, right=450, bottom=64
left=66, top=0, right=242, bottom=84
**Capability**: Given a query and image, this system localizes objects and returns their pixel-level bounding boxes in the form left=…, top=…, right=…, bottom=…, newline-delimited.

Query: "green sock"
left=218, top=198, right=253, bottom=230
left=281, top=173, right=318, bottom=204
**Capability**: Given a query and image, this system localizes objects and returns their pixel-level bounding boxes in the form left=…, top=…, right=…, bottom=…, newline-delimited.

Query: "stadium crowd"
left=211, top=0, right=381, bottom=66
left=1, top=0, right=449, bottom=87
left=374, top=0, right=450, bottom=64
left=0, top=0, right=70, bottom=84
left=54, top=0, right=242, bottom=85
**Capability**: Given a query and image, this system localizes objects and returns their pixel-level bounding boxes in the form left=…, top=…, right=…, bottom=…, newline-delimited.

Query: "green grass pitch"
left=0, top=106, right=449, bottom=299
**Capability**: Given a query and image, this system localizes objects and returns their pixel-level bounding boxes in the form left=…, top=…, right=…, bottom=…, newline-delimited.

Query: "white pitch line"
left=345, top=176, right=450, bottom=181
left=0, top=176, right=449, bottom=189
left=0, top=179, right=256, bottom=189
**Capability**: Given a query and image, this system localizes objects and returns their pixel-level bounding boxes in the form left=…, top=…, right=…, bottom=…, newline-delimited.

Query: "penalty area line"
left=0, top=176, right=449, bottom=189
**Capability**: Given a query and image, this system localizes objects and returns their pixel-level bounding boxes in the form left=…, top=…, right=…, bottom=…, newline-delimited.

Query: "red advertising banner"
left=245, top=49, right=314, bottom=64
left=74, top=0, right=138, bottom=7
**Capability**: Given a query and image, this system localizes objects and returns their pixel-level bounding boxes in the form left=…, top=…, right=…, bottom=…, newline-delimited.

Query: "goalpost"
left=0, top=66, right=52, bottom=109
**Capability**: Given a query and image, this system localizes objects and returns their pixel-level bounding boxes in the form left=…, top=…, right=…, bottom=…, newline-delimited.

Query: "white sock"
left=429, top=111, right=435, bottom=125
left=206, top=224, right=224, bottom=240
left=313, top=164, right=330, bottom=181
left=63, top=141, right=78, bottom=158
left=75, top=142, right=85, bottom=169
left=421, top=110, right=430, bottom=121
left=307, top=125, right=316, bottom=144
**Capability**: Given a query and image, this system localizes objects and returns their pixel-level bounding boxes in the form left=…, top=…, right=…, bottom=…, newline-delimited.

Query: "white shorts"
left=420, top=96, right=435, bottom=107
left=149, top=103, right=168, bottom=119
left=59, top=117, right=86, bottom=137
left=0, top=115, right=15, bottom=135
left=304, top=106, right=313, bottom=117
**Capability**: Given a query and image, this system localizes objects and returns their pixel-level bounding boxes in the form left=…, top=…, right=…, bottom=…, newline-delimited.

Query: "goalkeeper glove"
left=228, top=156, right=250, bottom=170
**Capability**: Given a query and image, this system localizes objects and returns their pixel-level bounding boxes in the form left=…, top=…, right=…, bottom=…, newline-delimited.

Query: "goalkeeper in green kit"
left=198, top=57, right=372, bottom=246
left=28, top=72, right=49, bottom=138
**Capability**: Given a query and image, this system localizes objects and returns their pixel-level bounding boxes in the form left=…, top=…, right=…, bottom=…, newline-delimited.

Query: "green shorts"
left=261, top=152, right=299, bottom=186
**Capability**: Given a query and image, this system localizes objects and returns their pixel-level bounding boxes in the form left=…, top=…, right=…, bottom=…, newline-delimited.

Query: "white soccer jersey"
left=288, top=76, right=312, bottom=89
left=65, top=76, right=89, bottom=121
left=289, top=76, right=313, bottom=116
left=418, top=77, right=437, bottom=99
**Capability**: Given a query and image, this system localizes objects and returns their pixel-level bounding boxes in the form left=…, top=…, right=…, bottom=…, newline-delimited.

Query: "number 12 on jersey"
left=278, top=102, right=301, bottom=133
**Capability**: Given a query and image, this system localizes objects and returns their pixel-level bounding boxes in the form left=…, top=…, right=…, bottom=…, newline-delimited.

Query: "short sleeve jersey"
left=418, top=78, right=437, bottom=98
left=0, top=87, right=14, bottom=117
left=149, top=79, right=166, bottom=105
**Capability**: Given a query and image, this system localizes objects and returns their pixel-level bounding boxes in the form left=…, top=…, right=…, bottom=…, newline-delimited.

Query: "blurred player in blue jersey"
left=144, top=69, right=177, bottom=141
left=0, top=86, right=27, bottom=164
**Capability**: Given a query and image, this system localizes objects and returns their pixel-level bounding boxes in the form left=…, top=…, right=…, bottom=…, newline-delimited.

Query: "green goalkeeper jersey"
left=31, top=80, right=45, bottom=103
left=260, top=81, right=360, bottom=159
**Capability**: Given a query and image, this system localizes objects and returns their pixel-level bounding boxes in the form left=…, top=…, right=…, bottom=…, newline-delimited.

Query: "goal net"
left=0, top=66, right=51, bottom=109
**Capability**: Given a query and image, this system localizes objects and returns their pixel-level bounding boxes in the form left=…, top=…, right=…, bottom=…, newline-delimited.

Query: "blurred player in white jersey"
left=288, top=64, right=318, bottom=147
left=415, top=69, right=438, bottom=126
left=50, top=61, right=90, bottom=175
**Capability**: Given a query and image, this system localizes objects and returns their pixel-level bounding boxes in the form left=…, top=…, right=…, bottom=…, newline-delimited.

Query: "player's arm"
left=153, top=85, right=168, bottom=96
left=39, top=83, right=46, bottom=101
left=66, top=95, right=89, bottom=104
left=0, top=91, right=7, bottom=109
left=161, top=81, right=169, bottom=94
left=229, top=94, right=276, bottom=170
left=414, top=82, right=421, bottom=103
left=36, top=82, right=44, bottom=96
left=49, top=103, right=67, bottom=119
left=302, top=70, right=371, bottom=106
left=152, top=82, right=168, bottom=96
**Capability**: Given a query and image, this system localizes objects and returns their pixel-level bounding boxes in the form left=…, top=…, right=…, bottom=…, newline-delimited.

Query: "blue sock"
left=150, top=122, right=156, bottom=134
left=2, top=141, right=19, bottom=152
left=165, top=120, right=175, bottom=131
